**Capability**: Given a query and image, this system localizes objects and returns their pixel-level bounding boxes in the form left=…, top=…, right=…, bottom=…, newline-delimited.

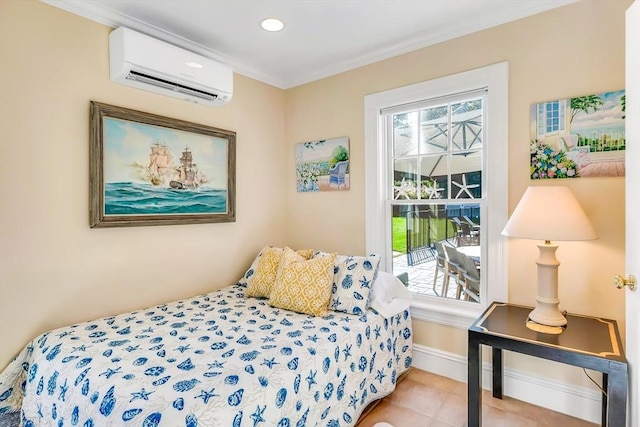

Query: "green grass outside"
left=392, top=217, right=455, bottom=254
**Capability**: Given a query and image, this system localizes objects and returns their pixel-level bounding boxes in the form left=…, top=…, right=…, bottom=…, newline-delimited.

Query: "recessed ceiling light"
left=261, top=18, right=284, bottom=32
left=185, top=61, right=203, bottom=69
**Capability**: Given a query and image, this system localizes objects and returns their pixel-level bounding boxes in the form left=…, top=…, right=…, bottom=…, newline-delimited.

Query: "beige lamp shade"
left=501, top=186, right=597, bottom=242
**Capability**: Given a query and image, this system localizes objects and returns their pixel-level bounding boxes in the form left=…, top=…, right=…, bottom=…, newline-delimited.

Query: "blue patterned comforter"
left=0, top=285, right=412, bottom=426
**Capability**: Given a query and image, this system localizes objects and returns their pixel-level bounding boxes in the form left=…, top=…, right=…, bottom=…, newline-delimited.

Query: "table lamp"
left=501, top=186, right=597, bottom=334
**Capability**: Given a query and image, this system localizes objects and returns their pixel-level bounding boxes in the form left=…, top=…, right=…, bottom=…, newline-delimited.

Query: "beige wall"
left=285, top=0, right=629, bottom=387
left=0, top=1, right=288, bottom=367
left=0, top=0, right=630, bottom=393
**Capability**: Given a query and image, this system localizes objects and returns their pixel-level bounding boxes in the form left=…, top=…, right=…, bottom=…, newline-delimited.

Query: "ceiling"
left=43, top=0, right=577, bottom=89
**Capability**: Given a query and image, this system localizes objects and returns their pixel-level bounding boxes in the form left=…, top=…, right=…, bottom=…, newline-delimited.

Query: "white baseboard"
left=410, top=343, right=602, bottom=424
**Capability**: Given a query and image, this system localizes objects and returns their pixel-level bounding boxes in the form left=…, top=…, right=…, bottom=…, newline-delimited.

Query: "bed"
left=0, top=248, right=413, bottom=427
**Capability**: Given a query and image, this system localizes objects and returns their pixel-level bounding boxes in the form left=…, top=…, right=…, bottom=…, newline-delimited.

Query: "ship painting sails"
left=147, top=142, right=207, bottom=189
left=147, top=141, right=175, bottom=186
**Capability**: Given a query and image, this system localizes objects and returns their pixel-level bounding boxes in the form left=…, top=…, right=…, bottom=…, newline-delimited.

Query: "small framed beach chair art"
left=89, top=101, right=236, bottom=227
left=295, top=136, right=350, bottom=192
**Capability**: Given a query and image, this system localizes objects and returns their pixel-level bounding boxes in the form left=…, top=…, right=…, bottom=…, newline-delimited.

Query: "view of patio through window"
left=387, top=93, right=485, bottom=303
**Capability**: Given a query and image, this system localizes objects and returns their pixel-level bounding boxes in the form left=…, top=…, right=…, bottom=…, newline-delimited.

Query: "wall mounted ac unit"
left=109, top=27, right=233, bottom=106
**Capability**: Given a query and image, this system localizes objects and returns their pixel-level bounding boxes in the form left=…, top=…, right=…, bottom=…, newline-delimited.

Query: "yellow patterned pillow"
left=244, top=247, right=313, bottom=298
left=269, top=247, right=337, bottom=316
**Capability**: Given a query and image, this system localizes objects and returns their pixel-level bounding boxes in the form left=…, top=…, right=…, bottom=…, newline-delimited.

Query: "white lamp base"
left=526, top=243, right=567, bottom=334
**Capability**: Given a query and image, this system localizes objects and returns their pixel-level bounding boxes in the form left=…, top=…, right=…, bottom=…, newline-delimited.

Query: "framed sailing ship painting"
left=89, top=101, right=236, bottom=227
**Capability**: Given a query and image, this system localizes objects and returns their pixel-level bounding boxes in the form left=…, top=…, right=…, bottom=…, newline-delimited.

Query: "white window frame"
left=364, top=62, right=509, bottom=328
left=536, top=100, right=567, bottom=138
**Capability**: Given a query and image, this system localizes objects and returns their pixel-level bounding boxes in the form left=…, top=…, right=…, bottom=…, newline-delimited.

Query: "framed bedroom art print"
left=295, top=136, right=350, bottom=192
left=89, top=101, right=236, bottom=228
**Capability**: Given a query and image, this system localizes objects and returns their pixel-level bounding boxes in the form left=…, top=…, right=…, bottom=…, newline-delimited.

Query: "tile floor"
left=356, top=368, right=597, bottom=427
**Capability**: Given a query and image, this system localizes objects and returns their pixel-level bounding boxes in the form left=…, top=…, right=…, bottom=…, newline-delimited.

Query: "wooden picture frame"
left=90, top=101, right=235, bottom=227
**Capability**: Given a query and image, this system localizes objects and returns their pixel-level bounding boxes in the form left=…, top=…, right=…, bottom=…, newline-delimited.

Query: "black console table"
left=468, top=302, right=627, bottom=427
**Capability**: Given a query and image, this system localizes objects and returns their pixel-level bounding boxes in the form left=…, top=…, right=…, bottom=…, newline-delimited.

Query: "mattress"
left=0, top=284, right=412, bottom=426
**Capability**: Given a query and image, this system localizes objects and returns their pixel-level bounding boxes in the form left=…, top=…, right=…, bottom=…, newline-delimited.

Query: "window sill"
left=409, top=298, right=484, bottom=329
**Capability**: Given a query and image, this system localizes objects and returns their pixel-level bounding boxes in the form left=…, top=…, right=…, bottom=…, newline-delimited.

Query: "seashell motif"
left=336, top=376, right=346, bottom=400
left=75, top=358, right=92, bottom=369
left=108, top=339, right=130, bottom=347
left=363, top=260, right=373, bottom=270
left=225, top=375, right=239, bottom=385
left=172, top=397, right=184, bottom=410
left=353, top=292, right=364, bottom=300
left=277, top=418, right=290, bottom=427
left=133, top=357, right=148, bottom=366
left=358, top=356, right=367, bottom=372
left=144, top=366, right=165, bottom=376
left=239, top=350, right=259, bottom=361
left=244, top=365, right=254, bottom=374
left=185, top=414, right=198, bottom=427
left=28, top=363, right=38, bottom=383
left=90, top=391, right=99, bottom=404
left=81, top=379, right=90, bottom=396
left=71, top=405, right=79, bottom=425
left=117, top=326, right=131, bottom=335
left=173, top=379, right=200, bottom=392
left=370, top=383, right=378, bottom=394
left=293, top=374, right=301, bottom=394
left=74, top=368, right=90, bottom=387
left=232, top=411, right=243, bottom=427
left=328, top=334, right=337, bottom=343
left=151, top=376, right=170, bottom=387
left=341, top=276, right=353, bottom=289
left=142, top=412, right=162, bottom=427
left=0, top=388, right=12, bottom=402
left=99, top=385, right=116, bottom=416
left=323, top=383, right=334, bottom=400
left=275, top=388, right=287, bottom=408
left=287, top=358, right=298, bottom=370
left=156, top=350, right=166, bottom=358
left=47, top=371, right=58, bottom=396
left=61, top=356, right=78, bottom=363
left=210, top=342, right=227, bottom=350
left=258, top=376, right=268, bottom=387
left=177, top=358, right=195, bottom=371
left=236, top=335, right=251, bottom=345
left=203, top=372, right=221, bottom=378
left=46, top=344, right=62, bottom=361
left=88, top=331, right=105, bottom=339
left=227, top=388, right=244, bottom=406
left=342, top=413, right=352, bottom=423
left=221, top=349, right=235, bottom=358
left=122, top=408, right=143, bottom=421
left=123, top=374, right=134, bottom=380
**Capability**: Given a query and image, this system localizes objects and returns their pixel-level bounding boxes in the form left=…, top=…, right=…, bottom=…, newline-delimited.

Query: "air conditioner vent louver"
left=126, top=70, right=217, bottom=102
left=109, top=27, right=233, bottom=107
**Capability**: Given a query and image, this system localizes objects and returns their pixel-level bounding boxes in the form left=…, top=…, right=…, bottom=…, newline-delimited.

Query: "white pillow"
left=369, top=271, right=412, bottom=318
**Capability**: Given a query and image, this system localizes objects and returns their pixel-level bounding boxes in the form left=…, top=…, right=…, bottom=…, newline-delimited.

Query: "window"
left=536, top=100, right=566, bottom=137
left=364, top=63, right=509, bottom=327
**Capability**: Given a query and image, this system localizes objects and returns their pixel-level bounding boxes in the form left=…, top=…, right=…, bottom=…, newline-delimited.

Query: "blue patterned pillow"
left=237, top=246, right=270, bottom=287
left=315, top=252, right=380, bottom=315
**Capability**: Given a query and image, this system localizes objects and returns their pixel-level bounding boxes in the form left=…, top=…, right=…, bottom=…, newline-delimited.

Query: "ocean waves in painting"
left=105, top=182, right=226, bottom=215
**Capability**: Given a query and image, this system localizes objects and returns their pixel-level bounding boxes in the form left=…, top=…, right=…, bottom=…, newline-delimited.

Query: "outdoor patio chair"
left=460, top=253, right=480, bottom=302
left=432, top=242, right=448, bottom=297
left=443, top=244, right=465, bottom=300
